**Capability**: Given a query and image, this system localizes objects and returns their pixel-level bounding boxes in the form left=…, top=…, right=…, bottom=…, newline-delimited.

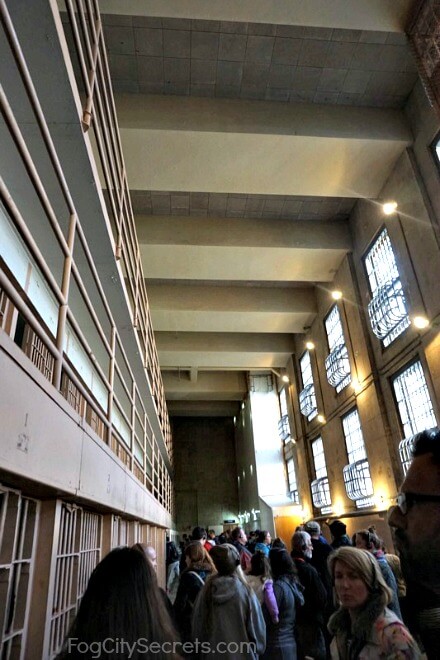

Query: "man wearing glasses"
left=388, top=428, right=440, bottom=659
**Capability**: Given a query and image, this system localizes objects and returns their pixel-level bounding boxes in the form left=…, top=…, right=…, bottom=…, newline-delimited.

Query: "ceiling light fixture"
left=331, top=290, right=343, bottom=300
left=317, top=414, right=326, bottom=424
left=382, top=201, right=398, bottom=215
left=282, top=374, right=290, bottom=383
left=305, top=341, right=315, bottom=350
left=412, top=315, right=429, bottom=329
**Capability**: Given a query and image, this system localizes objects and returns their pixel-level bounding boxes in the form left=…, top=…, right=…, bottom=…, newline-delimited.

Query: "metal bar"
left=53, top=214, right=77, bottom=389
left=0, top=0, right=76, bottom=217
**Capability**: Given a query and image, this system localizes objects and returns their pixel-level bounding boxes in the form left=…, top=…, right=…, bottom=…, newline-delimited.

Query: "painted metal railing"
left=60, top=0, right=172, bottom=457
left=0, top=0, right=173, bottom=515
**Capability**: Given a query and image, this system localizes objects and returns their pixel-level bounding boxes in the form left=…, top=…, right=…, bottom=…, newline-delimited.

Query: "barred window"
left=311, top=437, right=331, bottom=510
left=286, top=458, right=299, bottom=503
left=342, top=408, right=368, bottom=464
left=312, top=437, right=327, bottom=479
left=365, top=229, right=410, bottom=346
left=324, top=305, right=351, bottom=392
left=392, top=360, right=437, bottom=473
left=342, top=409, right=374, bottom=508
left=299, top=351, right=318, bottom=421
left=279, top=387, right=288, bottom=417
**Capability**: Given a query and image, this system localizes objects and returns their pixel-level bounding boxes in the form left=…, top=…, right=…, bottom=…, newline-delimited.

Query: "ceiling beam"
left=99, top=1, right=412, bottom=32
left=156, top=331, right=296, bottom=368
left=147, top=283, right=317, bottom=333
left=117, top=95, right=411, bottom=198
left=163, top=370, right=247, bottom=400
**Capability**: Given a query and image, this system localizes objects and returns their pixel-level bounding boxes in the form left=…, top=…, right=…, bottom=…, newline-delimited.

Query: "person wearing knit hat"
left=328, top=520, right=352, bottom=550
left=192, top=544, right=266, bottom=658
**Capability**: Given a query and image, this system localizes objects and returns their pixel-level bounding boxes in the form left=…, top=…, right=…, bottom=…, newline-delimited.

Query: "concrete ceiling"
left=96, top=1, right=416, bottom=415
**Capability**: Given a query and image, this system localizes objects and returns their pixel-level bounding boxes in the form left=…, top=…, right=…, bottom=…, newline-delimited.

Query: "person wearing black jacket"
left=291, top=531, right=327, bottom=660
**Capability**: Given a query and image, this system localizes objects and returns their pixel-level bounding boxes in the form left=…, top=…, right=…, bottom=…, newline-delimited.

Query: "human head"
left=328, top=520, right=347, bottom=539
left=60, top=547, right=177, bottom=657
left=231, top=526, right=247, bottom=545
left=133, top=543, right=157, bottom=571
left=271, top=537, right=286, bottom=549
left=269, top=547, right=298, bottom=579
left=249, top=551, right=272, bottom=578
left=210, top=543, right=241, bottom=576
left=184, top=541, right=217, bottom=573
left=328, top=546, right=391, bottom=611
left=291, top=531, right=313, bottom=560
left=192, top=526, right=207, bottom=544
left=388, top=428, right=440, bottom=593
left=304, top=520, right=321, bottom=538
left=208, top=530, right=216, bottom=539
left=257, top=530, right=271, bottom=545
left=354, top=529, right=379, bottom=553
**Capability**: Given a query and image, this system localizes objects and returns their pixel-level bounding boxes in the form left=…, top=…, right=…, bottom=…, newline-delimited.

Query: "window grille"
left=49, top=503, right=101, bottom=657
left=311, top=437, right=332, bottom=509
left=342, top=409, right=374, bottom=506
left=0, top=487, right=38, bottom=658
left=365, top=229, right=410, bottom=346
left=399, top=436, right=416, bottom=475
left=311, top=477, right=331, bottom=509
left=299, top=352, right=318, bottom=420
left=343, top=459, right=374, bottom=503
left=324, top=305, right=351, bottom=392
left=392, top=360, right=437, bottom=472
left=278, top=415, right=291, bottom=442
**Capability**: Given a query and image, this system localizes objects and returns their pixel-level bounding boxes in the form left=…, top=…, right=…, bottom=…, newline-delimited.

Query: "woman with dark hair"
left=193, top=544, right=266, bottom=659
left=173, top=540, right=216, bottom=644
left=327, top=547, right=421, bottom=658
left=57, top=546, right=178, bottom=659
left=254, top=530, right=271, bottom=556
left=246, top=551, right=279, bottom=623
left=262, top=548, right=304, bottom=660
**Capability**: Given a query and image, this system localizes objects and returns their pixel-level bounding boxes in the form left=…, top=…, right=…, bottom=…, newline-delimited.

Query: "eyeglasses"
left=394, top=492, right=440, bottom=515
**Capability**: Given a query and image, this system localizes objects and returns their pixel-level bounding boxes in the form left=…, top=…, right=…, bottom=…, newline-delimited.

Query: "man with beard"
left=291, top=531, right=327, bottom=660
left=388, top=428, right=440, bottom=659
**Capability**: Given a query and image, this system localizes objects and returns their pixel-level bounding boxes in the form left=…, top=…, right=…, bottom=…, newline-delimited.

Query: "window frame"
left=323, top=303, right=351, bottom=393
left=362, top=226, right=410, bottom=348
left=391, top=357, right=437, bottom=440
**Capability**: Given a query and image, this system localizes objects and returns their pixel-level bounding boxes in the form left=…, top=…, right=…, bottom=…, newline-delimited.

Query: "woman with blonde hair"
left=328, top=547, right=421, bottom=659
left=173, top=540, right=216, bottom=645
left=193, top=544, right=266, bottom=659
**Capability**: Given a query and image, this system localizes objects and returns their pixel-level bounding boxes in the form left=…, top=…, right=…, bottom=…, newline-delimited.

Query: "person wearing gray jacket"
left=192, top=544, right=266, bottom=659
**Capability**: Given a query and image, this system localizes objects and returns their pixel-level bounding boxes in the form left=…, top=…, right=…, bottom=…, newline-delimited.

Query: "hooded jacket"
left=192, top=575, right=266, bottom=659
left=328, top=595, right=422, bottom=659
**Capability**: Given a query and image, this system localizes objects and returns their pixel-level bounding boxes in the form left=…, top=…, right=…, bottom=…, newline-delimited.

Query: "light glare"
left=383, top=201, right=398, bottom=215
left=412, top=315, right=429, bottom=329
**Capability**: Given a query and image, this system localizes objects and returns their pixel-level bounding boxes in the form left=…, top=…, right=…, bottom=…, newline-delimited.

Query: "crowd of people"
left=55, top=429, right=440, bottom=658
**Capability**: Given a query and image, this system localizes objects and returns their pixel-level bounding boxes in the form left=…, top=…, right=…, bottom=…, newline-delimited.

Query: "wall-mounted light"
left=317, top=414, right=326, bottom=424
left=382, top=201, right=398, bottom=215
left=282, top=374, right=290, bottom=383
left=305, top=341, right=315, bottom=350
left=331, top=290, right=343, bottom=300
left=233, top=416, right=237, bottom=425
left=412, top=315, right=429, bottom=329
left=241, top=402, right=245, bottom=410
